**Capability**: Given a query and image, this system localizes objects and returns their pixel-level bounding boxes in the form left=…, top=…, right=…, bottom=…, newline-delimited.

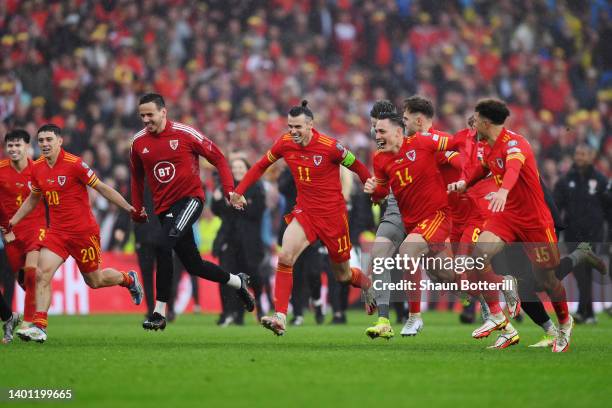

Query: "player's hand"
left=487, top=188, right=509, bottom=212
left=447, top=180, right=467, bottom=193
left=4, top=231, right=15, bottom=243
left=131, top=207, right=148, bottom=223
left=364, top=177, right=377, bottom=194
left=229, top=192, right=247, bottom=210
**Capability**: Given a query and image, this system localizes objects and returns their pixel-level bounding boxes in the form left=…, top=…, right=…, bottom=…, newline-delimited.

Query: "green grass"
left=1, top=311, right=611, bottom=407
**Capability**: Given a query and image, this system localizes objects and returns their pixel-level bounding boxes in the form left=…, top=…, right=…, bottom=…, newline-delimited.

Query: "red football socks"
left=479, top=265, right=502, bottom=314
left=550, top=282, right=570, bottom=324
left=350, top=267, right=371, bottom=289
left=120, top=271, right=134, bottom=287
left=405, top=268, right=421, bottom=313
left=274, top=263, right=293, bottom=315
left=23, top=266, right=37, bottom=322
left=33, top=311, right=48, bottom=330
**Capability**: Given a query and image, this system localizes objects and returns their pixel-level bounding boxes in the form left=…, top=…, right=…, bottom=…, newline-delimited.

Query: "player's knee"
left=474, top=240, right=500, bottom=260
left=36, top=268, right=52, bottom=285
left=371, top=239, right=395, bottom=259
left=83, top=273, right=102, bottom=289
left=331, top=264, right=350, bottom=282
left=540, top=276, right=560, bottom=293
left=399, top=238, right=427, bottom=258
left=278, top=250, right=297, bottom=266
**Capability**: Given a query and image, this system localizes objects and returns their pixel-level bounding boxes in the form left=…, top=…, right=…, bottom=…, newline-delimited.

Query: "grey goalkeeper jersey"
left=380, top=192, right=402, bottom=227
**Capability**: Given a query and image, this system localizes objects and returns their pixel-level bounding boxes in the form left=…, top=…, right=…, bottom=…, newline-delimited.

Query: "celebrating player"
left=230, top=100, right=375, bottom=336
left=448, top=99, right=573, bottom=352
left=364, top=109, right=467, bottom=336
left=9, top=124, right=144, bottom=343
left=363, top=100, right=407, bottom=340
left=0, top=129, right=46, bottom=339
left=130, top=93, right=254, bottom=331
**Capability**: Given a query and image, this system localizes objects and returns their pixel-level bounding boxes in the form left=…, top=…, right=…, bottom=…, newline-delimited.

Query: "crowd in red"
left=0, top=0, right=610, bottom=191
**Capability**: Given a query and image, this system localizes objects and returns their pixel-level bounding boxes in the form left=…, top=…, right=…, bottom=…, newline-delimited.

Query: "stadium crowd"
left=0, top=0, right=610, bottom=248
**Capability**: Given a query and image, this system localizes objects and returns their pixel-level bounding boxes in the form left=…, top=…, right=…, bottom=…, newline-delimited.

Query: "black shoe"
left=314, top=305, right=324, bottom=325
left=459, top=310, right=475, bottom=324
left=143, top=312, right=167, bottom=331
left=514, top=312, right=524, bottom=323
left=236, top=273, right=255, bottom=312
left=330, top=313, right=347, bottom=324
left=396, top=314, right=408, bottom=324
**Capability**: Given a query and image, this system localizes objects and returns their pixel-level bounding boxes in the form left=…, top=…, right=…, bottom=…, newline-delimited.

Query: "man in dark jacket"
left=212, top=159, right=266, bottom=325
left=554, top=144, right=609, bottom=323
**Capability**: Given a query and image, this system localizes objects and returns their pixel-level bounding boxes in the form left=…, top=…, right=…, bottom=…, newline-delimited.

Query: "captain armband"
left=341, top=150, right=356, bottom=167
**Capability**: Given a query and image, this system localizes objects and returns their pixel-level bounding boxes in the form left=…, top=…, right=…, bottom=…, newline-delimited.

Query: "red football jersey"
left=372, top=131, right=455, bottom=226
left=130, top=120, right=234, bottom=215
left=0, top=158, right=46, bottom=233
left=237, top=129, right=360, bottom=214
left=435, top=127, right=475, bottom=228
left=30, top=150, right=98, bottom=233
left=483, top=128, right=553, bottom=226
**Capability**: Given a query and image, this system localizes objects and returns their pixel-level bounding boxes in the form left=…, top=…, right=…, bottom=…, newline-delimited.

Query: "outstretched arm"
left=9, top=191, right=41, bottom=228
left=340, top=149, right=371, bottom=185
left=488, top=155, right=524, bottom=213
left=234, top=155, right=274, bottom=196
left=92, top=180, right=136, bottom=213
left=364, top=156, right=389, bottom=203
left=129, top=145, right=145, bottom=215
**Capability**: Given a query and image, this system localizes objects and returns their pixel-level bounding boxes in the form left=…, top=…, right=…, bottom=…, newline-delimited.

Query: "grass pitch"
left=1, top=311, right=611, bottom=407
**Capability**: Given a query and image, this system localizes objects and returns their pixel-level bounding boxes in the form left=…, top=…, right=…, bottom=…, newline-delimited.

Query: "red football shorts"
left=405, top=209, right=451, bottom=252
left=483, top=213, right=560, bottom=269
left=36, top=228, right=102, bottom=273
left=4, top=226, right=46, bottom=273
left=449, top=221, right=467, bottom=245
left=285, top=207, right=351, bottom=263
left=453, top=223, right=483, bottom=256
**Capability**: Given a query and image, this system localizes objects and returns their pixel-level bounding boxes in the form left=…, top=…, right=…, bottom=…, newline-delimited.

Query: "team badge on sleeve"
left=406, top=150, right=416, bottom=161
left=170, top=140, right=179, bottom=150
left=314, top=155, right=323, bottom=166
left=58, top=176, right=66, bottom=186
left=496, top=158, right=504, bottom=169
